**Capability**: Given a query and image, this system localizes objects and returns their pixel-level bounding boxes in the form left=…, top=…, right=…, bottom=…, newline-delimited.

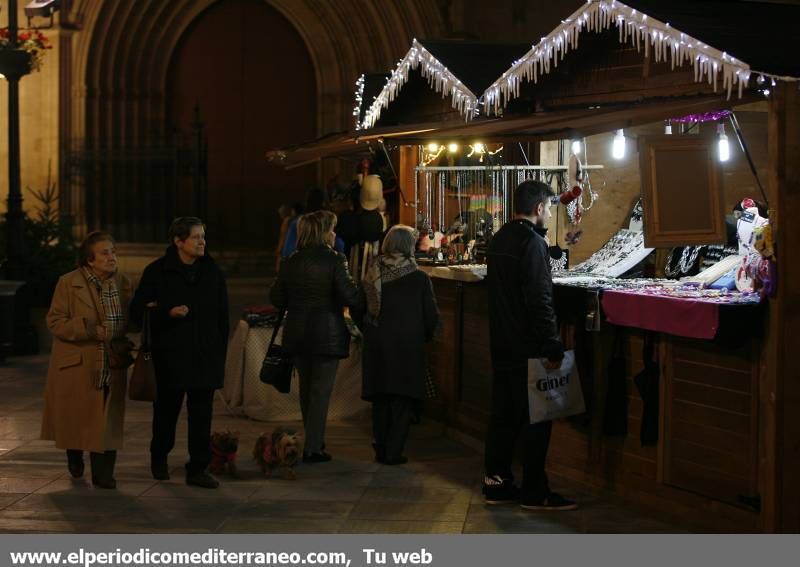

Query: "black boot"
left=371, top=442, right=386, bottom=464
left=90, top=451, right=116, bottom=489
left=106, top=450, right=117, bottom=484
left=185, top=466, right=219, bottom=489
left=66, top=449, right=84, bottom=478
left=151, top=457, right=170, bottom=480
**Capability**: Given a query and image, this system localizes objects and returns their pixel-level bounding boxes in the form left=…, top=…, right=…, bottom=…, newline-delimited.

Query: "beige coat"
left=40, top=269, right=132, bottom=453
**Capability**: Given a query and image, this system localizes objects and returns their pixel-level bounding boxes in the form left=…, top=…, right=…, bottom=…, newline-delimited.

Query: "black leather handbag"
left=259, top=310, right=293, bottom=393
left=129, top=308, right=157, bottom=402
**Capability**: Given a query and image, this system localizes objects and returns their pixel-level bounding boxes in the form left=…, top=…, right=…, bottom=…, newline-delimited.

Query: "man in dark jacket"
left=130, top=217, right=229, bottom=489
left=483, top=180, right=576, bottom=510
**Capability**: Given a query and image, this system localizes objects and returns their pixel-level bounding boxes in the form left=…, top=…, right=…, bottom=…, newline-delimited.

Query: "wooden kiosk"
left=270, top=0, right=800, bottom=532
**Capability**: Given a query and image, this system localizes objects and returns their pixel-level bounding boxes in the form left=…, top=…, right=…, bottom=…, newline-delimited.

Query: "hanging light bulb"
left=612, top=129, right=626, bottom=160
left=473, top=142, right=486, bottom=154
left=571, top=139, right=583, bottom=155
left=664, top=121, right=672, bottom=135
left=717, top=122, right=730, bottom=162
left=447, top=142, right=459, bottom=153
left=427, top=143, right=439, bottom=153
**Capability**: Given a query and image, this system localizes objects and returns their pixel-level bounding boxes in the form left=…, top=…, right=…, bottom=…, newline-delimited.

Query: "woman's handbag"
left=259, top=310, right=293, bottom=393
left=129, top=308, right=158, bottom=402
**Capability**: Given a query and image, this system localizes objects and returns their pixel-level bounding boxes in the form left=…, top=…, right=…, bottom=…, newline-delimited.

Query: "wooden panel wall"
left=767, top=83, right=800, bottom=533
left=662, top=337, right=759, bottom=509
left=428, top=278, right=765, bottom=530
left=459, top=282, right=492, bottom=436
left=427, top=278, right=462, bottom=425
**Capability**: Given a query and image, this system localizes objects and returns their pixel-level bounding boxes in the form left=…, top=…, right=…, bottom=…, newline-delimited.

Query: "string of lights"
left=360, top=39, right=480, bottom=130
left=482, top=0, right=772, bottom=115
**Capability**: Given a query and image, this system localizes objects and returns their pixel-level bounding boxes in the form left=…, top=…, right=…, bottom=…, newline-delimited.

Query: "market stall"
left=267, top=0, right=800, bottom=532
left=379, top=1, right=795, bottom=532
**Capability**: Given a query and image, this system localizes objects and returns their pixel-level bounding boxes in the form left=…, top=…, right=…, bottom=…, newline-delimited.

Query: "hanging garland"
left=482, top=0, right=758, bottom=115
left=670, top=110, right=731, bottom=123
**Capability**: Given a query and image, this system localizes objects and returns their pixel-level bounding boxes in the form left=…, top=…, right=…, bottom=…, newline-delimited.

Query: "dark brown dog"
left=209, top=430, right=239, bottom=477
left=253, top=427, right=302, bottom=480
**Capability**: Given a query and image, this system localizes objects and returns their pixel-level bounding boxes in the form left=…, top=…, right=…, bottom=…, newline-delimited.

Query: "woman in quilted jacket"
left=270, top=210, right=364, bottom=463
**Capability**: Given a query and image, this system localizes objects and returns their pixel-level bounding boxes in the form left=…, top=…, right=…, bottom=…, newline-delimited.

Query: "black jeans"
left=372, top=395, right=413, bottom=461
left=151, top=384, right=215, bottom=474
left=484, top=362, right=552, bottom=500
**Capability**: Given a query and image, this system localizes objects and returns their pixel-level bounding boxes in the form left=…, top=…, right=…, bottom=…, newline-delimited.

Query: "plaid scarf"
left=363, top=253, right=418, bottom=322
left=83, top=268, right=124, bottom=389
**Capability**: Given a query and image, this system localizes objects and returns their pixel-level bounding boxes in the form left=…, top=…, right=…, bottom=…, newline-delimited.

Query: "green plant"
left=0, top=166, right=77, bottom=305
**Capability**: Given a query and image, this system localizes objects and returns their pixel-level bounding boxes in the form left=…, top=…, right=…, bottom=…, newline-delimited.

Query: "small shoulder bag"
left=129, top=308, right=158, bottom=402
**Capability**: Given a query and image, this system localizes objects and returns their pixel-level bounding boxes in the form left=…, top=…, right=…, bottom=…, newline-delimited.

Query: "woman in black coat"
left=129, top=217, right=228, bottom=488
left=359, top=225, right=440, bottom=465
left=270, top=210, right=364, bottom=463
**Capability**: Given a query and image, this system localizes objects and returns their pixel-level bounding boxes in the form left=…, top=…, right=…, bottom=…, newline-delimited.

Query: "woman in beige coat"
left=40, top=231, right=133, bottom=489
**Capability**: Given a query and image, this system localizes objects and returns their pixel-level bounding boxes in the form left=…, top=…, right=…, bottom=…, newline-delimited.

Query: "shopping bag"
left=259, top=310, right=293, bottom=393
left=527, top=350, right=585, bottom=424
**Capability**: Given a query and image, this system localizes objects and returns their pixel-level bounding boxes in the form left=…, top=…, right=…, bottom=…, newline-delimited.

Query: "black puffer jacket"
left=487, top=218, right=563, bottom=364
left=130, top=245, right=229, bottom=390
left=270, top=244, right=363, bottom=359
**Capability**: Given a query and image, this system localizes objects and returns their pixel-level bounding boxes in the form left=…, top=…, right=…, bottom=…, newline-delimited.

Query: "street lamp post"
left=2, top=0, right=28, bottom=280
left=0, top=0, right=34, bottom=358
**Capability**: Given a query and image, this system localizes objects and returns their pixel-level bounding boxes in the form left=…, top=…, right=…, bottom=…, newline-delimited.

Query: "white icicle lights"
left=353, top=74, right=366, bottom=131
left=360, top=39, right=479, bottom=130
left=483, top=0, right=752, bottom=115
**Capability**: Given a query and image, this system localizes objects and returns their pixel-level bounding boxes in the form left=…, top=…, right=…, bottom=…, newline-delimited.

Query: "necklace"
left=679, top=245, right=703, bottom=274
left=664, top=247, right=682, bottom=278
left=550, top=254, right=568, bottom=272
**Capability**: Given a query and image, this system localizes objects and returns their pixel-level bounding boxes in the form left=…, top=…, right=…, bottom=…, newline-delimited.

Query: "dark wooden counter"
left=426, top=275, right=764, bottom=532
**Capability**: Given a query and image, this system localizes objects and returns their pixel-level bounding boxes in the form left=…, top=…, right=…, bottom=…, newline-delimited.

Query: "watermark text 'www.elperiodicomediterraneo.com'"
left=8, top=547, right=435, bottom=567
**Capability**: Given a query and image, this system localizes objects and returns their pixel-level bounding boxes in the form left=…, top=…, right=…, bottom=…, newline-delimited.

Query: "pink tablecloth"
left=601, top=290, right=719, bottom=339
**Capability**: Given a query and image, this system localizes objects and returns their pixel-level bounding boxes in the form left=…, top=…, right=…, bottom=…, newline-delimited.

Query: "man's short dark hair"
left=169, top=217, right=205, bottom=242
left=78, top=231, right=114, bottom=267
left=513, top=180, right=555, bottom=216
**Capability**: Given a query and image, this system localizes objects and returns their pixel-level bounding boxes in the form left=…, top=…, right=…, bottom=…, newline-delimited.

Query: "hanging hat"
left=360, top=174, right=382, bottom=211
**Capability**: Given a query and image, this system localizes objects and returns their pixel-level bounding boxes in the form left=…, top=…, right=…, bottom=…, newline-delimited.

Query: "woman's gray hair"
left=381, top=224, right=417, bottom=256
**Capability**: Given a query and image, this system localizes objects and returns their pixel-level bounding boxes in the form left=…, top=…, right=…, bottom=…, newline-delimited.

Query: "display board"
left=639, top=136, right=726, bottom=247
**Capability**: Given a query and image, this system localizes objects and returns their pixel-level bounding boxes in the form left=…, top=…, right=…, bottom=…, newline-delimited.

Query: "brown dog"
left=209, top=430, right=239, bottom=477
left=253, top=427, right=302, bottom=480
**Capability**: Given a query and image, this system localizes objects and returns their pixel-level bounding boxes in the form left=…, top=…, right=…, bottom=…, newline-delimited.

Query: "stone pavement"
left=0, top=354, right=689, bottom=534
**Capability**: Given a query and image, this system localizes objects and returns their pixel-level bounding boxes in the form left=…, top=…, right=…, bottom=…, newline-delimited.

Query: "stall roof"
left=270, top=0, right=795, bottom=166
left=482, top=0, right=800, bottom=115
left=356, top=95, right=733, bottom=144
left=623, top=0, right=800, bottom=79
left=359, top=39, right=529, bottom=130
left=267, top=93, right=733, bottom=169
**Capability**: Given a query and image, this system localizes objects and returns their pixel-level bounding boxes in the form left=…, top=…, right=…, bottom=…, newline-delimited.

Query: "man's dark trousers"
left=484, top=361, right=552, bottom=499
left=151, top=382, right=215, bottom=474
